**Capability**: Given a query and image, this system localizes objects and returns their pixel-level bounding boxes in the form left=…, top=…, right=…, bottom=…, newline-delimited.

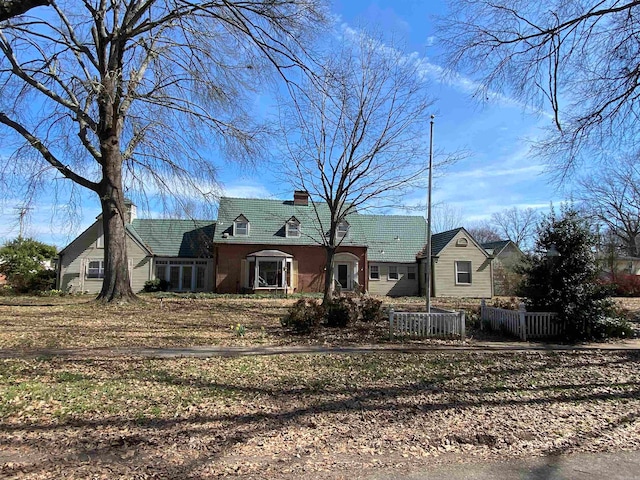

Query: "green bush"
left=519, top=205, right=617, bottom=341
left=359, top=296, right=383, bottom=322
left=591, top=317, right=635, bottom=340
left=10, top=269, right=56, bottom=294
left=143, top=278, right=170, bottom=292
left=281, top=298, right=324, bottom=334
left=325, top=296, right=358, bottom=328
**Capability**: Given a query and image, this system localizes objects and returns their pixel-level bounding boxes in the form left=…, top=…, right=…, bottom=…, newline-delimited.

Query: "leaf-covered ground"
left=0, top=295, right=486, bottom=351
left=1, top=351, right=640, bottom=479
left=1, top=295, right=640, bottom=478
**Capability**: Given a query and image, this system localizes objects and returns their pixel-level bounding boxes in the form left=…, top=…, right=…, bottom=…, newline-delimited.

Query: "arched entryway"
left=333, top=252, right=359, bottom=291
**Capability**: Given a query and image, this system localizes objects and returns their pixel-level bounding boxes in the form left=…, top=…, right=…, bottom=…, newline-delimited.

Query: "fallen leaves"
left=0, top=351, right=639, bottom=478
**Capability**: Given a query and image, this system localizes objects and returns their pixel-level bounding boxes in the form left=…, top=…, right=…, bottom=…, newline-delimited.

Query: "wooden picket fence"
left=480, top=300, right=560, bottom=340
left=389, top=309, right=466, bottom=340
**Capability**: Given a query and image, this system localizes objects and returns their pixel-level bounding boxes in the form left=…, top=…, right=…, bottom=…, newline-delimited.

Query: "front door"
left=337, top=263, right=349, bottom=289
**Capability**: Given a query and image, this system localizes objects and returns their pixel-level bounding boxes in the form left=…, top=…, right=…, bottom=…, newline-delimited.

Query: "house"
left=57, top=192, right=494, bottom=298
left=57, top=201, right=216, bottom=293
left=214, top=193, right=368, bottom=294
left=481, top=240, right=526, bottom=295
left=418, top=228, right=494, bottom=298
left=600, top=255, right=640, bottom=276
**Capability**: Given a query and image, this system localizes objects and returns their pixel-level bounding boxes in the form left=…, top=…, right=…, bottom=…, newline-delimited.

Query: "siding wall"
left=59, top=221, right=151, bottom=294
left=215, top=243, right=367, bottom=294
left=431, top=230, right=493, bottom=298
left=368, top=263, right=419, bottom=296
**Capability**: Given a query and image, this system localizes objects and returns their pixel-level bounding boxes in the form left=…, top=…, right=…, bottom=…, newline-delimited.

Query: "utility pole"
left=15, top=206, right=32, bottom=238
left=425, top=115, right=434, bottom=313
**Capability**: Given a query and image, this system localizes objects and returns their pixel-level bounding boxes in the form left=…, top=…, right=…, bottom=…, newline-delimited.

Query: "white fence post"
left=460, top=311, right=466, bottom=340
left=389, top=308, right=395, bottom=340
left=519, top=302, right=527, bottom=341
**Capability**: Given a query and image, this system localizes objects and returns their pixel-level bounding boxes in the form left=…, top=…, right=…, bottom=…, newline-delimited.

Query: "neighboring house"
left=57, top=201, right=216, bottom=293
left=600, top=255, right=640, bottom=276
left=482, top=240, right=526, bottom=296
left=418, top=228, right=494, bottom=298
left=57, top=192, right=495, bottom=298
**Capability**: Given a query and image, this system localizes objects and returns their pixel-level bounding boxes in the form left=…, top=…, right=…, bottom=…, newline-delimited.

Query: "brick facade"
left=214, top=243, right=367, bottom=294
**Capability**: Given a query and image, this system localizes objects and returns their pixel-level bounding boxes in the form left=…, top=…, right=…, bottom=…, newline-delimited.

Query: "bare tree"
left=438, top=1, right=640, bottom=175
left=281, top=29, right=437, bottom=303
left=431, top=203, right=465, bottom=234
left=0, top=0, right=326, bottom=302
left=467, top=220, right=502, bottom=244
left=0, top=0, right=48, bottom=21
left=491, top=207, right=538, bottom=249
left=578, top=165, right=640, bottom=257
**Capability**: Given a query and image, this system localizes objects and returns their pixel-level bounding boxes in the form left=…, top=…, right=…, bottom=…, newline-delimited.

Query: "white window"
left=234, top=215, right=249, bottom=236
left=337, top=222, right=349, bottom=239
left=388, top=265, right=399, bottom=281
left=286, top=220, right=300, bottom=238
left=155, top=259, right=209, bottom=291
left=407, top=266, right=416, bottom=280
left=87, top=260, right=104, bottom=279
left=235, top=221, right=248, bottom=236
left=248, top=258, right=292, bottom=289
left=369, top=265, right=380, bottom=280
left=455, top=261, right=472, bottom=284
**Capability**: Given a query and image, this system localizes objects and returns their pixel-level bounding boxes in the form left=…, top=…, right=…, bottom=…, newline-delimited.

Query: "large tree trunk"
left=95, top=140, right=137, bottom=303
left=0, top=0, right=49, bottom=21
left=323, top=245, right=336, bottom=305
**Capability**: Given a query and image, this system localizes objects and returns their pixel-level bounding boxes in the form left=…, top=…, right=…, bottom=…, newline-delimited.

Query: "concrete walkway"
left=2, top=339, right=640, bottom=359
left=372, top=450, right=640, bottom=480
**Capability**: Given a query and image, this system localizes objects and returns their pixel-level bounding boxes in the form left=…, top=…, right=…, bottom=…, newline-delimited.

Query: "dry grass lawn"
left=1, top=294, right=640, bottom=479
left=0, top=295, right=484, bottom=351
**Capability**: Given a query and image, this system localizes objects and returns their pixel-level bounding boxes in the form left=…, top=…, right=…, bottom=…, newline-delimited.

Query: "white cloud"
left=222, top=182, right=272, bottom=199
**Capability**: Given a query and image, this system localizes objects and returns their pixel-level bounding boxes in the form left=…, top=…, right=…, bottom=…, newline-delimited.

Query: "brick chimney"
left=293, top=190, right=309, bottom=206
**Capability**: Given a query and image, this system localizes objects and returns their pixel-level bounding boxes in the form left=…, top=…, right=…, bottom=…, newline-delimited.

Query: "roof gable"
left=419, top=227, right=491, bottom=259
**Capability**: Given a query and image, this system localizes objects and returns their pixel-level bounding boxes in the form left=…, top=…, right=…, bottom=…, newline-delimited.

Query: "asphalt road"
left=372, top=450, right=640, bottom=480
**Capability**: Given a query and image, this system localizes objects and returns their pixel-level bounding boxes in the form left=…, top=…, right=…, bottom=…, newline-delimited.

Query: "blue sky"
left=0, top=0, right=568, bottom=249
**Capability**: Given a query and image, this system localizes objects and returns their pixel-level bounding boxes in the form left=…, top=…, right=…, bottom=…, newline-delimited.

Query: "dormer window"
left=234, top=215, right=249, bottom=236
left=337, top=221, right=349, bottom=239
left=286, top=217, right=301, bottom=238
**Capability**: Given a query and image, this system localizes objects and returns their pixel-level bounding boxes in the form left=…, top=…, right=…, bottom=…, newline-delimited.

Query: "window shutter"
left=240, top=259, right=247, bottom=289
left=292, top=260, right=299, bottom=290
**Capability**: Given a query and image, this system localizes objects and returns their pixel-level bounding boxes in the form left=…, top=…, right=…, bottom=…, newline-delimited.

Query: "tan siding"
left=367, top=263, right=419, bottom=297
left=59, top=221, right=151, bottom=293
left=128, top=240, right=151, bottom=292
left=432, top=230, right=492, bottom=298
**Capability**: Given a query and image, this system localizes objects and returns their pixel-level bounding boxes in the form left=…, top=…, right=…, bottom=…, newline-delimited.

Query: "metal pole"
left=426, top=115, right=434, bottom=313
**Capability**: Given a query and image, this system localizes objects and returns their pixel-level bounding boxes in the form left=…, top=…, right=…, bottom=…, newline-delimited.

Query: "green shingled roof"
left=481, top=240, right=511, bottom=255
left=357, top=214, right=426, bottom=263
left=130, top=219, right=216, bottom=257
left=216, top=197, right=427, bottom=262
left=216, top=197, right=367, bottom=247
